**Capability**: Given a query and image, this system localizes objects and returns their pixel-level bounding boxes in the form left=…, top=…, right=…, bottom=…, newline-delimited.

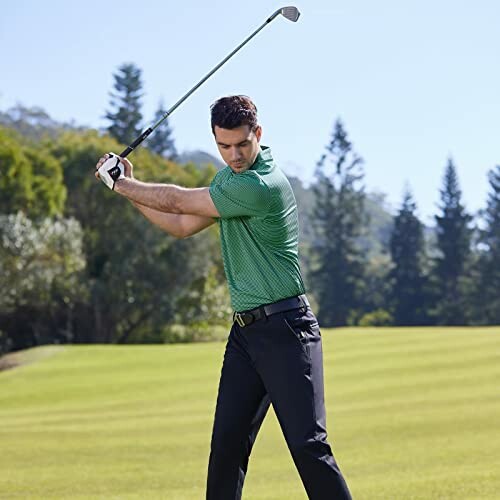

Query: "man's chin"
left=230, top=164, right=249, bottom=173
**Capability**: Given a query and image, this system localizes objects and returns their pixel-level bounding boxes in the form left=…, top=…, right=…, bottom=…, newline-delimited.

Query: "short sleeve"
left=209, top=170, right=271, bottom=218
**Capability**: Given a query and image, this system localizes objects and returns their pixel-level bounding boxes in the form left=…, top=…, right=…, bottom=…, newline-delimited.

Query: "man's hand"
left=95, top=152, right=134, bottom=189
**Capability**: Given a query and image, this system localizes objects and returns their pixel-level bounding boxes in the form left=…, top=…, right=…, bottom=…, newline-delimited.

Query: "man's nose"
left=231, top=147, right=242, bottom=160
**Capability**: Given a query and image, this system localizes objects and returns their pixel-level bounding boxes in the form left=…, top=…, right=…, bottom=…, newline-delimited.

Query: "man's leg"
left=206, top=325, right=270, bottom=500
left=254, top=308, right=352, bottom=500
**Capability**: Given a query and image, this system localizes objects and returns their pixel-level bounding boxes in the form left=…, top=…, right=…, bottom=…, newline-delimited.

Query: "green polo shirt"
left=209, top=146, right=305, bottom=311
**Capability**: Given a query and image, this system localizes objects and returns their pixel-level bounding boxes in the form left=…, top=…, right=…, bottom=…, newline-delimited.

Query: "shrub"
left=358, top=309, right=393, bottom=327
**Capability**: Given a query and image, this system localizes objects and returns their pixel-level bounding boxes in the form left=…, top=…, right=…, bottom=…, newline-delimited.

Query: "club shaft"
left=119, top=16, right=277, bottom=157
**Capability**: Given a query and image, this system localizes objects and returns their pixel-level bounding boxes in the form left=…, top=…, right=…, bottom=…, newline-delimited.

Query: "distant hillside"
left=177, top=150, right=225, bottom=170
left=0, top=104, right=83, bottom=141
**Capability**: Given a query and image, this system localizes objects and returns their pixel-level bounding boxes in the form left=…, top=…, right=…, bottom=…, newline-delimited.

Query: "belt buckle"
left=234, top=312, right=246, bottom=327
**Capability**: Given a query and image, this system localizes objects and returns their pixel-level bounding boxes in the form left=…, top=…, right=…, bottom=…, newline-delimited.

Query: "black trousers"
left=206, top=302, right=352, bottom=499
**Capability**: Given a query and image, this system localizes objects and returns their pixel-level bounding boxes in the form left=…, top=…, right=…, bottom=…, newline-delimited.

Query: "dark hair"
left=210, top=95, right=258, bottom=134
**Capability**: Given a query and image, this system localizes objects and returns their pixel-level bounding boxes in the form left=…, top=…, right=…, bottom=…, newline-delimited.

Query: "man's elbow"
left=173, top=219, right=195, bottom=239
left=167, top=226, right=190, bottom=239
left=179, top=227, right=198, bottom=239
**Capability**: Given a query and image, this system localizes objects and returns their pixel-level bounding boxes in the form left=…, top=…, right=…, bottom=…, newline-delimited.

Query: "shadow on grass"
left=0, top=345, right=65, bottom=373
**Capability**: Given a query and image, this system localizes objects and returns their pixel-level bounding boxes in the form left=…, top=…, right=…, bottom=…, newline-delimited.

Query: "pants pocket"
left=283, top=317, right=310, bottom=355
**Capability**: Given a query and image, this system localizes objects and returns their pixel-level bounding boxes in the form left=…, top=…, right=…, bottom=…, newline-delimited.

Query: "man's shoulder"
left=211, top=166, right=232, bottom=185
left=212, top=166, right=267, bottom=187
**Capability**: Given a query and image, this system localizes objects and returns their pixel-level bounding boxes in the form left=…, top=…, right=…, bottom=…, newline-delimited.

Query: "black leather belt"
left=233, top=294, right=309, bottom=328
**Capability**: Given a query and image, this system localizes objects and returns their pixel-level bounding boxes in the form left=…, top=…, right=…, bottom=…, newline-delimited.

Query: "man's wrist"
left=114, top=177, right=130, bottom=194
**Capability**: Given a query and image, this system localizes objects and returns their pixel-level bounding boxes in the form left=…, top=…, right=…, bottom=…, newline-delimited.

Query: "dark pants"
left=206, top=302, right=352, bottom=499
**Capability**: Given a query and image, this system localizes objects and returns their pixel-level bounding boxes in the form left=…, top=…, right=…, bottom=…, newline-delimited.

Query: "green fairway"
left=1, top=328, right=499, bottom=499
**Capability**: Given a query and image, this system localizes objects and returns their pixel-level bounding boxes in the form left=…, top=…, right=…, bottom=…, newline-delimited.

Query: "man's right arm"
left=94, top=153, right=216, bottom=237
left=132, top=201, right=216, bottom=238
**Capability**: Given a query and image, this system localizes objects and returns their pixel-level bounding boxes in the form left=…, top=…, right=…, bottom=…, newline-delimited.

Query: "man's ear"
left=255, top=125, right=262, bottom=142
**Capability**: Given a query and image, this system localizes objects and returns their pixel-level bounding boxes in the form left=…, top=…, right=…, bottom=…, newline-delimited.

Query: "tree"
left=0, top=212, right=86, bottom=354
left=105, top=63, right=144, bottom=145
left=476, top=165, right=500, bottom=323
left=432, top=158, right=472, bottom=324
left=0, top=105, right=227, bottom=350
left=50, top=130, right=224, bottom=345
left=146, top=100, right=177, bottom=160
left=389, top=188, right=429, bottom=325
left=312, top=119, right=367, bottom=326
left=0, top=127, right=66, bottom=218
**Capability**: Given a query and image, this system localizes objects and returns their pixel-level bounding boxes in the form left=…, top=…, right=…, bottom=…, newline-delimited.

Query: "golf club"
left=118, top=6, right=300, bottom=158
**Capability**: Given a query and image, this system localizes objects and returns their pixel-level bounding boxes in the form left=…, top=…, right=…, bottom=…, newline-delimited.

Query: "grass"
left=0, top=327, right=499, bottom=499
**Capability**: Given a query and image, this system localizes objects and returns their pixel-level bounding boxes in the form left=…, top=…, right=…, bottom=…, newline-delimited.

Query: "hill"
left=177, top=150, right=225, bottom=170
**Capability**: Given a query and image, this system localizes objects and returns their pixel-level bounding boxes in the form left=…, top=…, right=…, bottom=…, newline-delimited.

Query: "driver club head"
left=280, top=6, right=300, bottom=22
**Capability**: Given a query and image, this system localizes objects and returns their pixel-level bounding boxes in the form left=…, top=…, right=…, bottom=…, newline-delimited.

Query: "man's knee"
left=288, top=437, right=335, bottom=462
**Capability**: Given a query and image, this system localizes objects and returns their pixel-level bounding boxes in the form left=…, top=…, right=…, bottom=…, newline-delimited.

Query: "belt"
left=233, top=294, right=309, bottom=328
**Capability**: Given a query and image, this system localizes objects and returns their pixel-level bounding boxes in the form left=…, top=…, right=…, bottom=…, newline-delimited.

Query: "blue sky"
left=2, top=0, right=498, bottom=222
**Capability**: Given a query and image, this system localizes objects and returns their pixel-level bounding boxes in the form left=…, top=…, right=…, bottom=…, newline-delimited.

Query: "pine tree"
left=389, top=188, right=428, bottom=325
left=312, top=119, right=366, bottom=326
left=105, top=63, right=144, bottom=145
left=146, top=100, right=177, bottom=160
left=477, top=165, right=500, bottom=323
left=432, top=158, right=472, bottom=324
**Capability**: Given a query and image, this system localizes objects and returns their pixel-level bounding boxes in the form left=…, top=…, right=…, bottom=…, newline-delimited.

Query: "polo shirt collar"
left=252, top=146, right=273, bottom=170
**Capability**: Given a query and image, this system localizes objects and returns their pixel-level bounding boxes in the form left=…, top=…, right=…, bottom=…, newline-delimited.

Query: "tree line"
left=1, top=62, right=499, bottom=354
left=0, top=63, right=230, bottom=355
left=312, top=119, right=500, bottom=327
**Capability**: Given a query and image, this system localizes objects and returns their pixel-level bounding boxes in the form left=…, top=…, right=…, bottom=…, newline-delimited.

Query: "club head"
left=280, top=6, right=300, bottom=22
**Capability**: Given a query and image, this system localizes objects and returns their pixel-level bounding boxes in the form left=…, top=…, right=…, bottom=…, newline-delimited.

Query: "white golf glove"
left=97, top=153, right=125, bottom=190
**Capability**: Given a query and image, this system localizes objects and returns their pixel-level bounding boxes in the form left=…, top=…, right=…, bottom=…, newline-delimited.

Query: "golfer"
left=95, top=95, right=351, bottom=499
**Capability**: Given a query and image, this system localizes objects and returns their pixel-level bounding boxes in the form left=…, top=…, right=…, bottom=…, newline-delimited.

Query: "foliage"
left=47, top=130, right=225, bottom=345
left=431, top=159, right=472, bottom=324
left=358, top=309, right=393, bottom=326
left=311, top=119, right=367, bottom=326
left=358, top=254, right=393, bottom=316
left=358, top=191, right=394, bottom=258
left=475, top=165, right=500, bottom=323
left=3, top=98, right=500, bottom=353
left=389, top=189, right=429, bottom=325
left=0, top=213, right=86, bottom=353
left=0, top=102, right=229, bottom=353
left=145, top=99, right=178, bottom=160
left=105, top=63, right=144, bottom=145
left=0, top=127, right=66, bottom=217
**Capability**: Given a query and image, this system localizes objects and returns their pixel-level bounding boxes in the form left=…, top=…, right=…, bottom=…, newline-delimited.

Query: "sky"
left=1, top=0, right=499, bottom=223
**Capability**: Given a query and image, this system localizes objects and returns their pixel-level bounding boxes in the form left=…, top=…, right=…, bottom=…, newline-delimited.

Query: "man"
left=95, top=95, right=352, bottom=499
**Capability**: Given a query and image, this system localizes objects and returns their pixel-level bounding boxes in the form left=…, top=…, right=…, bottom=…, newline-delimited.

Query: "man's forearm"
left=115, top=178, right=185, bottom=214
left=130, top=200, right=184, bottom=237
left=113, top=176, right=219, bottom=219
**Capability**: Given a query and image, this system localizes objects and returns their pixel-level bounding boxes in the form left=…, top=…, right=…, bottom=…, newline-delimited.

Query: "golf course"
left=1, top=327, right=499, bottom=499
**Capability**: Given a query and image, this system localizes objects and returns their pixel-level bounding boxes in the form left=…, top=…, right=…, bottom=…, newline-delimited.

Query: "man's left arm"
left=114, top=178, right=220, bottom=218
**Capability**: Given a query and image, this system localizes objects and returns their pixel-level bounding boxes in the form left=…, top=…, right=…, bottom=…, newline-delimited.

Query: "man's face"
left=214, top=124, right=262, bottom=173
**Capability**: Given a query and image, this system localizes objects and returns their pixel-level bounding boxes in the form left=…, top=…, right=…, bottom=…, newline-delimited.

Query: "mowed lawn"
left=1, top=328, right=499, bottom=500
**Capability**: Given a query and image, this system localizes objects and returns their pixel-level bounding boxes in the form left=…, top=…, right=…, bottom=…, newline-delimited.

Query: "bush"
left=0, top=212, right=87, bottom=353
left=358, top=309, right=393, bottom=327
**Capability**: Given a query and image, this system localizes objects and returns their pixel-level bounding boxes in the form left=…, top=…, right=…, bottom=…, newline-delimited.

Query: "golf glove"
left=97, top=153, right=125, bottom=190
